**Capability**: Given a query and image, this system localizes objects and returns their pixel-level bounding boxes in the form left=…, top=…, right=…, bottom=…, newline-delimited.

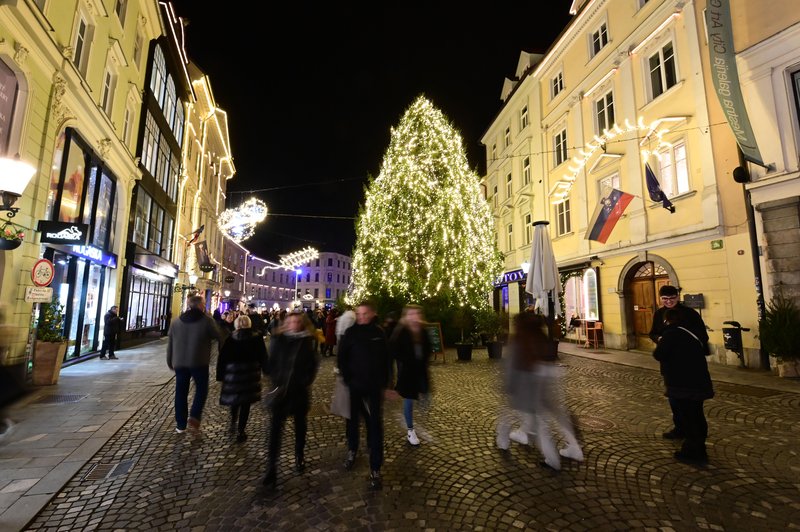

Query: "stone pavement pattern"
left=9, top=342, right=800, bottom=531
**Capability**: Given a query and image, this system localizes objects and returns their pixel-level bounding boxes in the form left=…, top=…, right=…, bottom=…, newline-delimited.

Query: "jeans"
left=347, top=387, right=384, bottom=471
left=403, top=398, right=414, bottom=429
left=174, top=366, right=209, bottom=430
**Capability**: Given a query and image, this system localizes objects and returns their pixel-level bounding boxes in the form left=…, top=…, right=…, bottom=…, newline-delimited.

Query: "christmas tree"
left=349, top=96, right=502, bottom=308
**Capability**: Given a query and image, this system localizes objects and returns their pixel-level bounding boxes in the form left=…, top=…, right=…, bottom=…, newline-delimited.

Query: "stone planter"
left=455, top=342, right=473, bottom=361
left=32, top=341, right=67, bottom=385
left=777, top=360, right=800, bottom=378
left=486, top=341, right=503, bottom=359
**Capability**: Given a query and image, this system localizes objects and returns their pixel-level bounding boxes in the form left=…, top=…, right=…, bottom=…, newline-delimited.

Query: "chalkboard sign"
left=425, top=322, right=444, bottom=356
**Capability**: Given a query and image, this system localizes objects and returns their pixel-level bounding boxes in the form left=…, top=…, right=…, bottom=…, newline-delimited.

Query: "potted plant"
left=475, top=307, right=505, bottom=359
left=452, top=306, right=474, bottom=362
left=32, top=300, right=67, bottom=385
left=758, top=294, right=800, bottom=377
left=0, top=220, right=24, bottom=250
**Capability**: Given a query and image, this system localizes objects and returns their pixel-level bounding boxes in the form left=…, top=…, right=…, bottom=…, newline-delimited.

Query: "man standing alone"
left=167, top=295, right=223, bottom=433
left=649, top=285, right=709, bottom=440
left=99, top=306, right=121, bottom=360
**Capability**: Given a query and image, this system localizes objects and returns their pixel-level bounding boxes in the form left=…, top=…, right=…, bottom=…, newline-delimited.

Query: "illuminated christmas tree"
left=349, top=96, right=502, bottom=308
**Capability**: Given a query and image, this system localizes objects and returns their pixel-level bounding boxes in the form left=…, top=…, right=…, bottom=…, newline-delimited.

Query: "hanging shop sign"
left=25, top=286, right=53, bottom=303
left=493, top=269, right=526, bottom=287
left=31, top=258, right=55, bottom=287
left=224, top=275, right=235, bottom=283
left=37, top=221, right=89, bottom=245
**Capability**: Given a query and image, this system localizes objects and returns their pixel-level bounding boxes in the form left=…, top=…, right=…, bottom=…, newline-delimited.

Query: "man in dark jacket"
left=99, top=306, right=121, bottom=360
left=167, top=295, right=223, bottom=434
left=337, top=300, right=390, bottom=490
left=649, top=285, right=709, bottom=440
left=247, top=304, right=266, bottom=336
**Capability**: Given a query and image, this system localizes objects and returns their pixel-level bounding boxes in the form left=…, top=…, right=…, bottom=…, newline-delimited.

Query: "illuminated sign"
left=71, top=245, right=117, bottom=268
left=493, top=269, right=526, bottom=287
left=37, top=221, right=89, bottom=245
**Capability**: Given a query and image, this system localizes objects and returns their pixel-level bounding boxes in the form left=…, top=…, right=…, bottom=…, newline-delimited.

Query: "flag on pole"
left=585, top=188, right=634, bottom=244
left=186, top=224, right=205, bottom=245
left=645, top=163, right=675, bottom=213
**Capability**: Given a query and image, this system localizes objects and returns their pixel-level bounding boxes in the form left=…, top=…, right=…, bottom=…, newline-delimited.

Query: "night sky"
left=168, top=2, right=574, bottom=259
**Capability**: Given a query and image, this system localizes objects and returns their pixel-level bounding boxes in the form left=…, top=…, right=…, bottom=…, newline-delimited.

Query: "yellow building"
left=0, top=1, right=161, bottom=364
left=482, top=0, right=760, bottom=366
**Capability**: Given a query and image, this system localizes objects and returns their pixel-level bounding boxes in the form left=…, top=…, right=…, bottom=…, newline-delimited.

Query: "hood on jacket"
left=180, top=308, right=207, bottom=323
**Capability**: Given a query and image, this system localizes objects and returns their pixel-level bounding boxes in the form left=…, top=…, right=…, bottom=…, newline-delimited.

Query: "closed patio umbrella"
left=525, top=221, right=561, bottom=318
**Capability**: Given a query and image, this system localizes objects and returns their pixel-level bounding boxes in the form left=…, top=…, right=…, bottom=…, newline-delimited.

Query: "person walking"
left=335, top=307, right=356, bottom=350
left=262, top=312, right=320, bottom=488
left=653, top=308, right=714, bottom=464
left=167, top=295, right=223, bottom=434
left=216, top=314, right=267, bottom=443
left=337, top=300, right=391, bottom=489
left=247, top=304, right=267, bottom=336
left=99, top=305, right=122, bottom=360
left=649, top=285, right=709, bottom=440
left=389, top=304, right=431, bottom=447
left=323, top=309, right=337, bottom=357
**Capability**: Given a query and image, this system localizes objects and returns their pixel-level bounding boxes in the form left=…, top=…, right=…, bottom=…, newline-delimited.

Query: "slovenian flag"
left=585, top=188, right=634, bottom=243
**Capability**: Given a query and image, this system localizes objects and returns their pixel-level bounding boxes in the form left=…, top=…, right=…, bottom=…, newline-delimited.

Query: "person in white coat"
left=334, top=308, right=356, bottom=354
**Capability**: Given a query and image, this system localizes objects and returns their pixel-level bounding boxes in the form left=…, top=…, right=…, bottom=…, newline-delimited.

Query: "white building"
left=297, top=252, right=351, bottom=308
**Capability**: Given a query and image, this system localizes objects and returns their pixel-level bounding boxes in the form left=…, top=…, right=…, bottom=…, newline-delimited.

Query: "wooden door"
left=631, top=279, right=656, bottom=348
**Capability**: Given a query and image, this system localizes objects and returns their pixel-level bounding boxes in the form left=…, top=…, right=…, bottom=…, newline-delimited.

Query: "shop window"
left=59, top=136, right=88, bottom=223
left=0, top=60, right=20, bottom=156
left=583, top=269, right=600, bottom=320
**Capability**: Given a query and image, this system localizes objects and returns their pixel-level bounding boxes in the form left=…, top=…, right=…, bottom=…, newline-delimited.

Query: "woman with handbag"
left=216, top=315, right=267, bottom=443
left=263, top=311, right=320, bottom=487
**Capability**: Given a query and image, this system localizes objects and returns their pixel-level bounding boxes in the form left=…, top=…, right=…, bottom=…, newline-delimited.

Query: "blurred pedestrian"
left=247, top=303, right=266, bottom=336
left=167, top=295, right=223, bottom=434
left=337, top=300, right=391, bottom=489
left=389, top=304, right=431, bottom=447
left=262, top=312, right=320, bottom=487
left=323, top=309, right=337, bottom=357
left=99, top=305, right=121, bottom=360
left=216, top=315, right=267, bottom=443
left=653, top=308, right=714, bottom=464
left=335, top=307, right=356, bottom=349
left=0, top=304, right=27, bottom=443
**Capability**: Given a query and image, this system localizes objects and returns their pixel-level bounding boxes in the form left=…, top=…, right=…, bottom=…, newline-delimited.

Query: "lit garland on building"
left=279, top=247, right=319, bottom=269
left=218, top=198, right=268, bottom=242
left=349, top=96, right=503, bottom=308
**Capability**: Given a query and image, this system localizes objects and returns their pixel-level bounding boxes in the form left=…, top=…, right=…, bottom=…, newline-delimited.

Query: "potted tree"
left=759, top=295, right=800, bottom=377
left=452, top=306, right=474, bottom=362
left=32, top=300, right=67, bottom=385
left=475, top=307, right=505, bottom=359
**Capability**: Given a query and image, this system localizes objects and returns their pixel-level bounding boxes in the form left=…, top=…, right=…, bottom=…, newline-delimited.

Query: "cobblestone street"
left=5, top=341, right=800, bottom=531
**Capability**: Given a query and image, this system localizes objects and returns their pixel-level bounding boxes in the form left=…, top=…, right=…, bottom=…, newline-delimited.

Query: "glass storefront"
left=126, top=267, right=172, bottom=332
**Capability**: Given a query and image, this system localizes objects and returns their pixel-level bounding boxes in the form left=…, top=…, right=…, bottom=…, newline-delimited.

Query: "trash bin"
left=722, top=327, right=742, bottom=352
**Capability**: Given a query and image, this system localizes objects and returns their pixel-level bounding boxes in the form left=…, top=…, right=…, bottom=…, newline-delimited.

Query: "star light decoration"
left=279, top=247, right=319, bottom=270
left=218, top=198, right=268, bottom=242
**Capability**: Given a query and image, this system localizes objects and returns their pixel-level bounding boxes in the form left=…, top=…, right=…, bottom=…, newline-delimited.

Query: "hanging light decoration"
left=280, top=246, right=319, bottom=269
left=218, top=198, right=268, bottom=242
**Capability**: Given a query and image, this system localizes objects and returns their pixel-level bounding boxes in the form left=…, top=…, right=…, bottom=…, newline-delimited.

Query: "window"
left=648, top=41, right=677, bottom=99
left=524, top=213, right=533, bottom=245
left=115, top=0, right=127, bottom=26
left=150, top=45, right=166, bottom=105
left=657, top=141, right=690, bottom=197
left=598, top=173, right=620, bottom=196
left=491, top=143, right=497, bottom=161
left=100, top=67, right=116, bottom=115
left=554, top=129, right=567, bottom=167
left=591, top=23, right=609, bottom=57
left=314, top=288, right=319, bottom=298
left=164, top=76, right=176, bottom=128
left=328, top=258, right=333, bottom=266
left=72, top=13, right=92, bottom=75
left=493, top=185, right=498, bottom=208
left=522, top=157, right=531, bottom=186
left=551, top=72, right=564, bottom=98
left=133, top=31, right=143, bottom=68
left=793, top=70, right=800, bottom=123
left=506, top=224, right=513, bottom=251
left=123, top=104, right=133, bottom=146
left=316, top=259, right=320, bottom=266
left=506, top=173, right=513, bottom=199
left=133, top=189, right=151, bottom=247
left=326, top=288, right=331, bottom=299
left=556, top=199, right=571, bottom=236
left=520, top=106, right=529, bottom=130
left=504, top=127, right=511, bottom=148
left=595, top=91, right=614, bottom=133
left=174, top=99, right=184, bottom=146
left=0, top=59, right=19, bottom=156
left=306, top=273, right=310, bottom=282
left=315, top=272, right=319, bottom=282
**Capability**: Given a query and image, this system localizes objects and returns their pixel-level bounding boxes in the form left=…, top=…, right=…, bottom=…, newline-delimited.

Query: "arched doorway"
left=626, top=261, right=671, bottom=350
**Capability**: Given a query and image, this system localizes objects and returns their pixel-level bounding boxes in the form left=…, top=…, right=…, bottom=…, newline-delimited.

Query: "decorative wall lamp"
left=174, top=273, right=200, bottom=293
left=0, top=154, right=36, bottom=217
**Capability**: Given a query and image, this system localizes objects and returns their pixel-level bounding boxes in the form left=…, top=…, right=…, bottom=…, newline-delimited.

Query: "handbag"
left=330, top=374, right=350, bottom=419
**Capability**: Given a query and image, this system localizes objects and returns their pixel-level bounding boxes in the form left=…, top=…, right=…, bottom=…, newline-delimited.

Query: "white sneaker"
left=407, top=428, right=420, bottom=446
left=559, top=445, right=584, bottom=462
left=175, top=427, right=186, bottom=434
left=509, top=429, right=529, bottom=445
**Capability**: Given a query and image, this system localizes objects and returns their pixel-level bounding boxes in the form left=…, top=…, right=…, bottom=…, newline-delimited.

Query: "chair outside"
left=586, top=321, right=604, bottom=349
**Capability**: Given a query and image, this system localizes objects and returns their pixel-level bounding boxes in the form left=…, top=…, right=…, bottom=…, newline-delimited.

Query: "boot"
left=295, top=452, right=305, bottom=473
left=262, top=466, right=277, bottom=488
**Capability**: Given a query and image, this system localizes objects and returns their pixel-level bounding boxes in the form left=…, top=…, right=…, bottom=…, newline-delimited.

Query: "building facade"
left=296, top=251, right=351, bottom=308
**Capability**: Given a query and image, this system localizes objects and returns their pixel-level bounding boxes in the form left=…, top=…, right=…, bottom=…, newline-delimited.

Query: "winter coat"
left=324, top=314, right=337, bottom=345
left=337, top=319, right=390, bottom=393
left=649, top=304, right=709, bottom=346
left=266, top=331, right=320, bottom=415
left=103, top=311, right=121, bottom=337
left=216, top=328, right=267, bottom=406
left=248, top=312, right=266, bottom=336
left=335, top=310, right=356, bottom=337
left=653, top=324, right=714, bottom=401
left=166, top=308, right=223, bottom=369
left=390, top=325, right=432, bottom=400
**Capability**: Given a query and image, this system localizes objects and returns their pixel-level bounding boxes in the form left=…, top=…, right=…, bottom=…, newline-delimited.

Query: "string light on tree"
left=218, top=198, right=268, bottom=242
left=349, top=96, right=503, bottom=308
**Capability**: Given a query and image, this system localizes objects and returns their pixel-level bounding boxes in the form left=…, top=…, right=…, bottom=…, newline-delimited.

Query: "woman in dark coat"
left=216, top=315, right=267, bottom=443
left=389, top=304, right=432, bottom=447
left=262, top=311, right=320, bottom=487
left=653, top=308, right=714, bottom=464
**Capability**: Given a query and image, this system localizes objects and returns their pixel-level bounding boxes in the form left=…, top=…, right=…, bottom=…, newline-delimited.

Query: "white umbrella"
left=525, top=221, right=561, bottom=317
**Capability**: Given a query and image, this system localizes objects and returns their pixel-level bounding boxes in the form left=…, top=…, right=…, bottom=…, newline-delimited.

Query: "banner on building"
left=705, top=0, right=764, bottom=166
left=585, top=188, right=634, bottom=244
left=195, top=240, right=214, bottom=272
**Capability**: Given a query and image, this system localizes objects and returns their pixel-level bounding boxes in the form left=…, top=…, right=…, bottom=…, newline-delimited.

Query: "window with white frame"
left=595, top=90, right=615, bottom=133
left=598, top=173, right=620, bottom=196
left=551, top=72, right=564, bottom=99
left=648, top=41, right=677, bottom=100
left=493, top=185, right=498, bottom=208
left=504, top=127, right=511, bottom=148
left=115, top=0, right=127, bottom=26
left=522, top=157, right=531, bottom=186
left=520, top=106, right=529, bottom=130
left=657, top=141, right=689, bottom=197
left=491, top=143, right=497, bottom=161
left=150, top=45, right=166, bottom=105
left=506, top=172, right=512, bottom=199
left=133, top=31, right=143, bottom=69
left=554, top=128, right=567, bottom=167
left=72, top=11, right=93, bottom=76
left=524, top=213, right=533, bottom=245
left=164, top=76, right=176, bottom=128
left=123, top=103, right=134, bottom=146
left=555, top=199, right=571, bottom=236
left=506, top=223, right=513, bottom=251
left=590, top=22, right=609, bottom=58
left=100, top=66, right=116, bottom=116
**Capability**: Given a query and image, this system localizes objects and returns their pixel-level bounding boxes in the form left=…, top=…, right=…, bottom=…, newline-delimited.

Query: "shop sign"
left=71, top=245, right=117, bottom=268
left=224, top=275, right=235, bottom=283
left=133, top=251, right=178, bottom=278
left=493, top=268, right=526, bottom=287
left=31, top=258, right=55, bottom=287
left=37, top=221, right=89, bottom=245
left=25, top=286, right=53, bottom=303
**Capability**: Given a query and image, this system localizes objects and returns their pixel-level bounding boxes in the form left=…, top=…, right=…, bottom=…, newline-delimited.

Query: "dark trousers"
left=100, top=335, right=116, bottom=357
left=174, top=366, right=209, bottom=430
left=672, top=398, right=708, bottom=453
left=668, top=397, right=684, bottom=433
left=231, top=403, right=251, bottom=433
left=268, top=404, right=308, bottom=469
left=347, top=387, right=384, bottom=472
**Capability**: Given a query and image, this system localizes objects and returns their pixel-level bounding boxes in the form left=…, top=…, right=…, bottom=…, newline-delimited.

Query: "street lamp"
left=294, top=268, right=302, bottom=308
left=0, top=154, right=36, bottom=218
left=223, top=289, right=230, bottom=298
left=521, top=262, right=530, bottom=274
left=189, top=273, right=199, bottom=286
